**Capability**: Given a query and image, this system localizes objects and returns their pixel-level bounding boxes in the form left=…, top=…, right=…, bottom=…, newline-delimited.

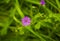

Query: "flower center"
left=25, top=20, right=28, bottom=22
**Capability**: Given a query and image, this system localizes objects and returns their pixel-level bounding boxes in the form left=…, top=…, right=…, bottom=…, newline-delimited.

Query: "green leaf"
left=35, top=22, right=41, bottom=30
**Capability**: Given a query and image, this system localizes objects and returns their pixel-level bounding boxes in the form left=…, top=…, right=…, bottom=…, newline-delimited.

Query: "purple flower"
left=40, top=0, right=45, bottom=6
left=22, top=16, right=31, bottom=26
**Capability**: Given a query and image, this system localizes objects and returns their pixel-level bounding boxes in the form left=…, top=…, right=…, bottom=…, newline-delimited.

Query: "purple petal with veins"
left=22, top=16, right=31, bottom=26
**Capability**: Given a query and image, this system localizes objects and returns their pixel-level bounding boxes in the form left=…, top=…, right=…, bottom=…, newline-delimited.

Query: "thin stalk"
left=13, top=16, right=22, bottom=25
left=15, top=0, right=24, bottom=18
left=56, top=0, right=60, bottom=8
left=26, top=26, right=46, bottom=41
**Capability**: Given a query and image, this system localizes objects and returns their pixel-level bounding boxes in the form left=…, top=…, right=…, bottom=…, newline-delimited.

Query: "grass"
left=0, top=0, right=60, bottom=41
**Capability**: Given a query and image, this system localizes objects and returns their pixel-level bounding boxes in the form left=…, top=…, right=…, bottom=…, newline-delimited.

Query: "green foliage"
left=0, top=0, right=60, bottom=41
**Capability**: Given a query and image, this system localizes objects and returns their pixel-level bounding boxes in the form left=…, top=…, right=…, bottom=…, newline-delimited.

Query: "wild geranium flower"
left=22, top=16, right=31, bottom=26
left=40, top=0, right=45, bottom=6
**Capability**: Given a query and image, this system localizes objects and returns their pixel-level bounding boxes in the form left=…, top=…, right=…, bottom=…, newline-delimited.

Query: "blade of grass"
left=13, top=16, right=22, bottom=25
left=26, top=26, right=46, bottom=41
left=25, top=0, right=53, bottom=14
left=46, top=0, right=60, bottom=12
left=15, top=0, right=24, bottom=18
left=40, top=33, right=56, bottom=41
left=0, top=8, right=16, bottom=35
left=56, top=0, right=60, bottom=8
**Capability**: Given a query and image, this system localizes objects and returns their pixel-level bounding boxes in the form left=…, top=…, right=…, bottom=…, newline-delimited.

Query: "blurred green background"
left=0, top=0, right=60, bottom=41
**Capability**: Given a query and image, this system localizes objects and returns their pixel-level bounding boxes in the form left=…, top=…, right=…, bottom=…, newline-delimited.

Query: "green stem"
left=40, top=33, right=56, bottom=41
left=15, top=0, right=24, bottom=18
left=26, top=26, right=46, bottom=41
left=25, top=0, right=60, bottom=13
left=56, top=0, right=60, bottom=8
left=25, top=0, right=53, bottom=14
left=13, top=16, right=22, bottom=25
left=46, top=0, right=60, bottom=12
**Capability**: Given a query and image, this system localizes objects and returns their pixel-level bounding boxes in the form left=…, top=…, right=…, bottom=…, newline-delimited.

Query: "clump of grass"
left=0, top=0, right=60, bottom=41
